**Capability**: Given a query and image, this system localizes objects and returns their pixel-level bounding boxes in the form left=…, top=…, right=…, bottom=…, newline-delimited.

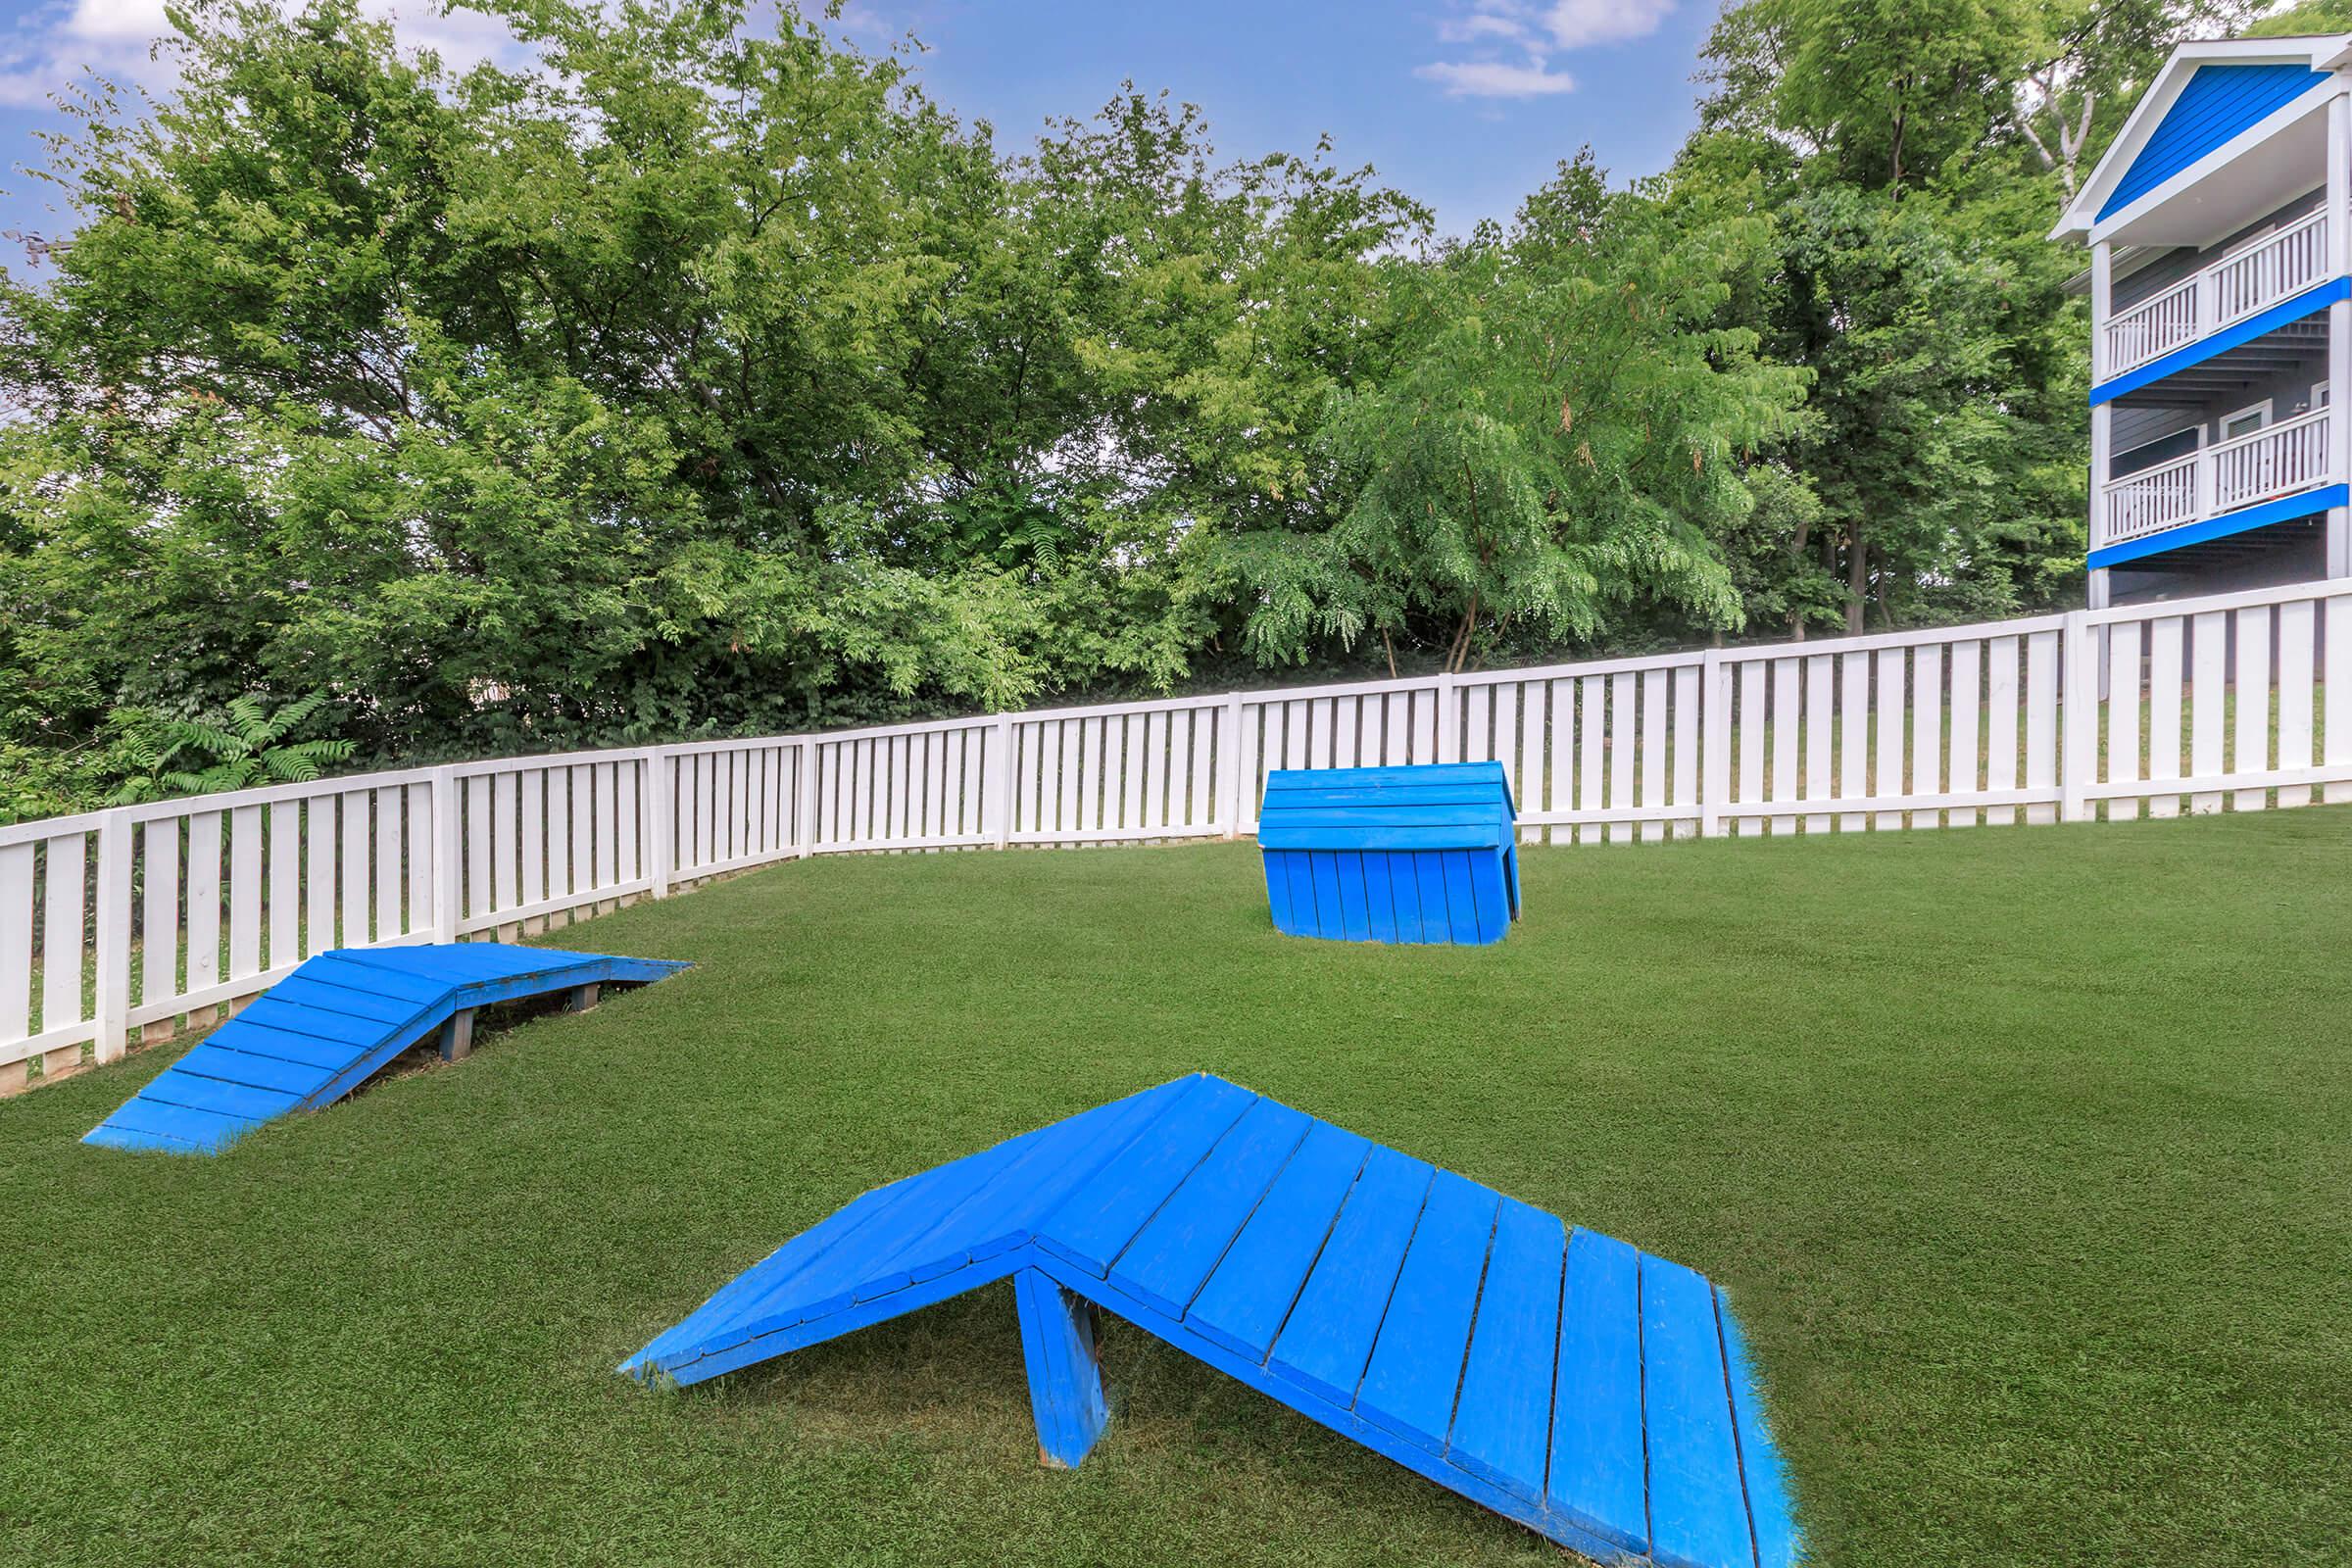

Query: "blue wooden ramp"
left=623, top=1074, right=1799, bottom=1567
left=84, top=944, right=688, bottom=1155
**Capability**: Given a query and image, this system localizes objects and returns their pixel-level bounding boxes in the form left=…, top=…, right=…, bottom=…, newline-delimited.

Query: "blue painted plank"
left=911, top=1079, right=1201, bottom=1275
left=795, top=1137, right=1048, bottom=1314
left=1267, top=1143, right=1435, bottom=1406
left=1356, top=1169, right=1501, bottom=1454
left=1332, top=853, right=1372, bottom=942
left=1414, top=853, right=1450, bottom=944
left=1308, top=852, right=1346, bottom=940
left=1472, top=854, right=1510, bottom=944
left=1110, top=1098, right=1312, bottom=1319
left=623, top=1181, right=911, bottom=1375
left=1447, top=1197, right=1567, bottom=1502
left=207, top=1021, right=374, bottom=1071
left=1548, top=1228, right=1648, bottom=1554
left=1442, top=851, right=1481, bottom=945
left=138, top=1070, right=304, bottom=1123
left=1358, top=852, right=1398, bottom=943
left=1014, top=1267, right=1110, bottom=1468
left=1188, top=1121, right=1372, bottom=1363
left=1262, top=761, right=1510, bottom=793
left=843, top=1122, right=1090, bottom=1302
left=334, top=947, right=518, bottom=983
left=81, top=1117, right=211, bottom=1153
left=1264, top=851, right=1297, bottom=935
left=666, top=1248, right=1034, bottom=1389
left=687, top=1161, right=975, bottom=1350
left=235, top=996, right=397, bottom=1049
left=90, top=1096, right=254, bottom=1151
left=1720, top=1295, right=1801, bottom=1568
left=717, top=1154, right=997, bottom=1328
left=1258, top=823, right=1510, bottom=852
left=1285, top=854, right=1321, bottom=935
left=1262, top=784, right=1518, bottom=808
left=1642, top=1252, right=1753, bottom=1568
left=171, top=1044, right=339, bottom=1099
left=1385, top=852, right=1424, bottom=942
left=1260, top=808, right=1514, bottom=832
left=1040, top=1077, right=1258, bottom=1275
left=265, top=975, right=431, bottom=1024
left=298, top=954, right=451, bottom=1004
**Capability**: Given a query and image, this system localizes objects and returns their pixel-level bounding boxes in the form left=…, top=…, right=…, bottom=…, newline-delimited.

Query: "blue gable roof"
left=2099, top=63, right=2331, bottom=220
left=1255, top=762, right=1516, bottom=852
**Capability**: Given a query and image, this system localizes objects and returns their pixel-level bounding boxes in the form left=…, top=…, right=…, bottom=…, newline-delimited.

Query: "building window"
left=2220, top=400, right=2273, bottom=442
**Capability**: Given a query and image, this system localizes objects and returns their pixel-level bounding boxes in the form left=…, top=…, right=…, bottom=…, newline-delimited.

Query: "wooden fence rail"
left=10, top=574, right=2352, bottom=1093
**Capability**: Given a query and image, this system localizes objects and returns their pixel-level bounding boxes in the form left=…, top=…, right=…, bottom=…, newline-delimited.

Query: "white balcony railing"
left=2101, top=210, right=2331, bottom=377
left=2099, top=408, right=2336, bottom=549
left=2100, top=451, right=2200, bottom=545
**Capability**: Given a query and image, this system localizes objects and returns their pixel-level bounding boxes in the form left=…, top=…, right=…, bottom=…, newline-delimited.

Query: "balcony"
left=2101, top=210, right=2330, bottom=377
left=2097, top=407, right=2334, bottom=550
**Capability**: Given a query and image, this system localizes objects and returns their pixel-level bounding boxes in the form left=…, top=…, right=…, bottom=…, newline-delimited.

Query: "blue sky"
left=0, top=0, right=1724, bottom=256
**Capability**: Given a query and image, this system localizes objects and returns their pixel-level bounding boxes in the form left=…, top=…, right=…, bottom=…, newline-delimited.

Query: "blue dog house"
left=1256, top=762, right=1520, bottom=945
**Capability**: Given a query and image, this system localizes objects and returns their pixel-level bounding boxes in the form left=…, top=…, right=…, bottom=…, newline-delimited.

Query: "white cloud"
left=64, top=0, right=172, bottom=44
left=1538, top=0, right=1675, bottom=49
left=0, top=0, right=534, bottom=112
left=1436, top=13, right=1530, bottom=45
left=1419, top=0, right=1674, bottom=102
left=1415, top=58, right=1576, bottom=99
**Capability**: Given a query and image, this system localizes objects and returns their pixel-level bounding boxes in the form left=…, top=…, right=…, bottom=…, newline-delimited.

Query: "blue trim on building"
left=2089, top=276, right=2349, bottom=406
left=2089, top=483, right=2347, bottom=568
left=2099, top=64, right=2331, bottom=220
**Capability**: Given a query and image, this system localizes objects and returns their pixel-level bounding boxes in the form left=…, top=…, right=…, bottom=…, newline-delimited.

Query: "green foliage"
left=1211, top=156, right=1807, bottom=670
left=0, top=0, right=2264, bottom=808
left=2245, top=0, right=2352, bottom=36
left=108, top=695, right=358, bottom=803
left=1679, top=0, right=2220, bottom=634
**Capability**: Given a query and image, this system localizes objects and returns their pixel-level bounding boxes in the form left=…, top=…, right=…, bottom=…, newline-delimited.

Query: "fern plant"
left=109, top=695, right=357, bottom=804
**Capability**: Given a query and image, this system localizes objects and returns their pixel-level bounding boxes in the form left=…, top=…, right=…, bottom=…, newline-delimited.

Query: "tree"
left=1682, top=0, right=2136, bottom=632
left=1208, top=157, right=1808, bottom=671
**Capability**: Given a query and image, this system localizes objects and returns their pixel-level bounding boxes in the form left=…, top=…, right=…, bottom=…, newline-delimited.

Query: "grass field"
left=3, top=812, right=2348, bottom=1566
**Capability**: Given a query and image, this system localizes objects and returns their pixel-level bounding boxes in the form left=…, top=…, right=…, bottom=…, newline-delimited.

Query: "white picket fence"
left=9, top=574, right=2352, bottom=1094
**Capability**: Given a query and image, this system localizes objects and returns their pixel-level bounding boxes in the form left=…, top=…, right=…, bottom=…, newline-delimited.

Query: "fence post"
left=2061, top=609, right=2096, bottom=824
left=989, top=715, right=1014, bottom=848
left=430, top=765, right=463, bottom=941
left=91, top=808, right=133, bottom=1063
left=1436, top=670, right=1460, bottom=762
left=648, top=748, right=675, bottom=898
left=1217, top=694, right=1246, bottom=838
left=794, top=738, right=818, bottom=858
left=1699, top=648, right=1730, bottom=838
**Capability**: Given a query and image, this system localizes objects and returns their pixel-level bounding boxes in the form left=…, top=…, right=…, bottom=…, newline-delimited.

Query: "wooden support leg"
left=565, top=983, right=600, bottom=1013
left=437, top=1007, right=474, bottom=1062
left=1013, top=1267, right=1108, bottom=1470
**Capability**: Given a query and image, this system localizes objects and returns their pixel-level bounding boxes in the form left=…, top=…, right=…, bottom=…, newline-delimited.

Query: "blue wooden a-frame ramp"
left=84, top=944, right=687, bottom=1155
left=624, top=1074, right=1799, bottom=1567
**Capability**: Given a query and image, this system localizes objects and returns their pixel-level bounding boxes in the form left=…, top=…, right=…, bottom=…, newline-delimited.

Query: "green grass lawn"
left=4, top=814, right=2348, bottom=1566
